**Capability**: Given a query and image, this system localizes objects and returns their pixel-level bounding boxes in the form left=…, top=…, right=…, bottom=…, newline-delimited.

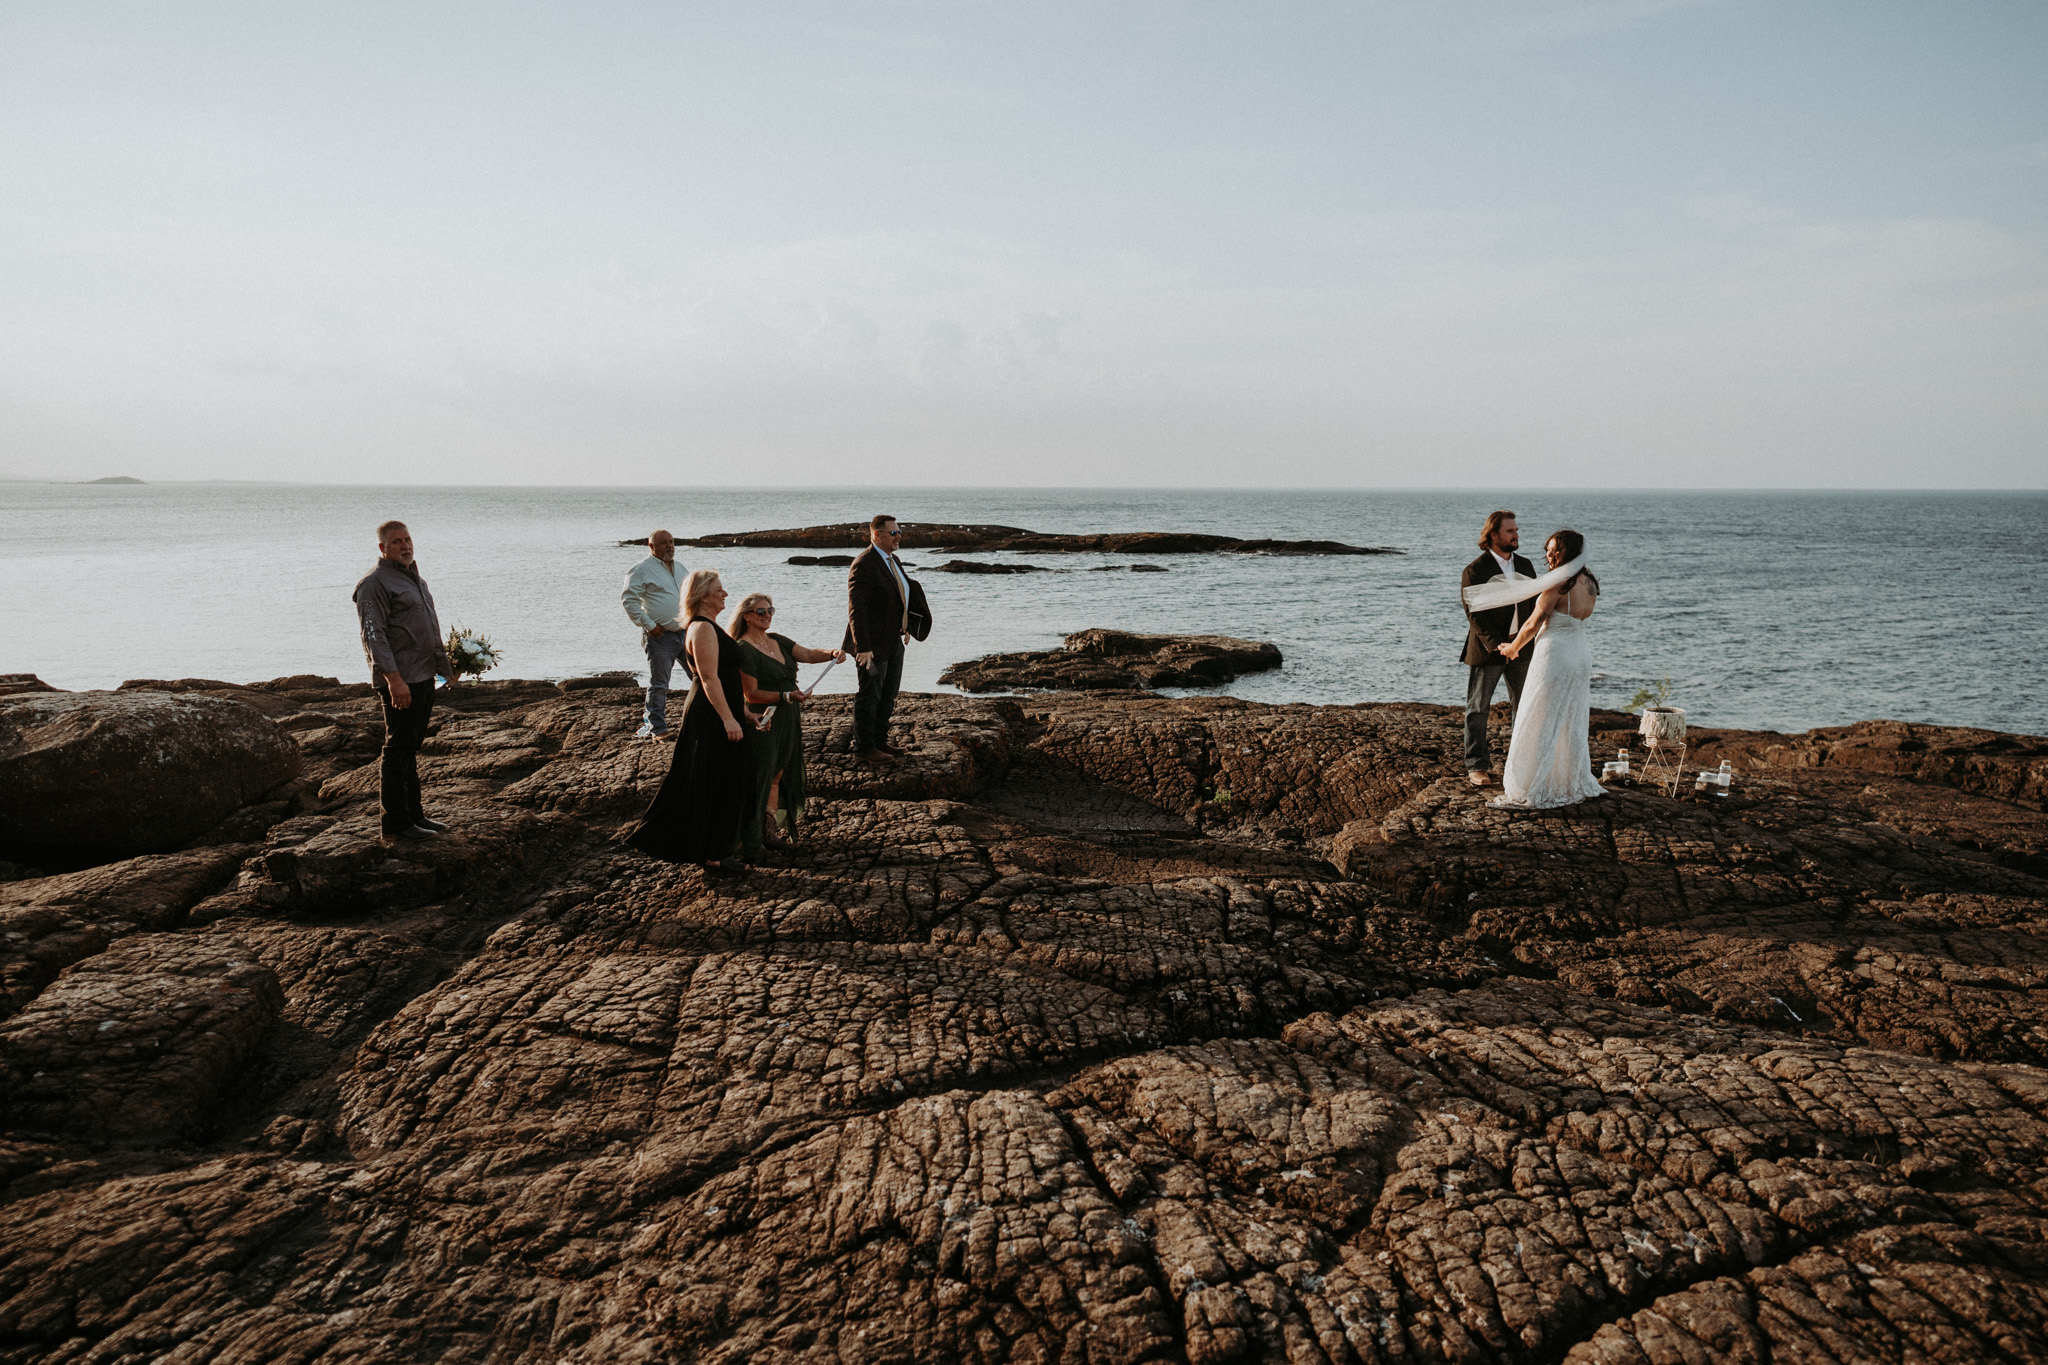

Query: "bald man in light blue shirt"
left=622, top=529, right=686, bottom=738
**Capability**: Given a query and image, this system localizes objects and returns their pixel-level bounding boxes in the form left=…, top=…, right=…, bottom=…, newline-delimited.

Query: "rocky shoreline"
left=4, top=675, right=2048, bottom=1363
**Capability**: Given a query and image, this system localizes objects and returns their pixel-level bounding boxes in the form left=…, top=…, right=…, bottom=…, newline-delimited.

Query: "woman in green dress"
left=728, top=593, right=845, bottom=856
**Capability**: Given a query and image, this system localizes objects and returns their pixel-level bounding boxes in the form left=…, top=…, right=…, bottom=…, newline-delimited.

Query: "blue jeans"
left=642, top=628, right=687, bottom=733
left=853, top=652, right=904, bottom=750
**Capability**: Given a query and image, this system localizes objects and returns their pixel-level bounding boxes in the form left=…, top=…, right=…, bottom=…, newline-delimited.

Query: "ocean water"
left=2, top=484, right=2042, bottom=736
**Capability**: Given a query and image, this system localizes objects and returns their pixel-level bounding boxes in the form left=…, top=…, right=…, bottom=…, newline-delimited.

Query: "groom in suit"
left=1461, top=510, right=1538, bottom=787
left=845, top=514, right=914, bottom=759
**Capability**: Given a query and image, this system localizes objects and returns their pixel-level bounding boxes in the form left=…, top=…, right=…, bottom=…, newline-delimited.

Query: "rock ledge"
left=942, top=629, right=1283, bottom=692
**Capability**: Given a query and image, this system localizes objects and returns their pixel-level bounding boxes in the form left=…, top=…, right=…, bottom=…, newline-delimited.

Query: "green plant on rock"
left=1627, top=677, right=1676, bottom=713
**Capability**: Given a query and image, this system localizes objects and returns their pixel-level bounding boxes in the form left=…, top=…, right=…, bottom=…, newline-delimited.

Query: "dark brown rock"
left=556, top=670, right=639, bottom=691
left=786, top=553, right=856, bottom=565
left=0, top=845, right=253, bottom=1017
left=651, top=521, right=1402, bottom=555
left=942, top=629, right=1284, bottom=692
left=930, top=559, right=1056, bottom=574
left=0, top=691, right=300, bottom=856
left=0, top=674, right=59, bottom=697
left=0, top=932, right=282, bottom=1141
left=1, top=679, right=2045, bottom=1364
left=1687, top=717, right=2048, bottom=812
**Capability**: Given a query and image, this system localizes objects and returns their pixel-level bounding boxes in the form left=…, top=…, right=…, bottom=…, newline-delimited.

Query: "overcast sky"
left=2, top=1, right=2043, bottom=487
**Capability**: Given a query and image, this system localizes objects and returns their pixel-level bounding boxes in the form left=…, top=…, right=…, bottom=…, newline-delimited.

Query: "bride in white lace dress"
left=1485, top=529, right=1604, bottom=810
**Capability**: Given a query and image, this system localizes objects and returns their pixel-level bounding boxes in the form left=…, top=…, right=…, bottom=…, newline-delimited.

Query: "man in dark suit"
left=1461, top=509, right=1538, bottom=786
left=844, top=514, right=914, bottom=759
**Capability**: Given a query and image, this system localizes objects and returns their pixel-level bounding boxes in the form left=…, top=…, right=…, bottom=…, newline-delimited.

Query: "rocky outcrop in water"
left=630, top=522, right=1402, bottom=555
left=931, top=559, right=1056, bottom=574
left=942, top=629, right=1284, bottom=692
left=2, top=677, right=2046, bottom=1364
left=0, top=689, right=301, bottom=857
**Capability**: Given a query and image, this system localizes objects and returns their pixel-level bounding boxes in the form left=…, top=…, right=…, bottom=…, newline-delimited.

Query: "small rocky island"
left=942, top=629, right=1284, bottom=691
left=624, top=522, right=1402, bottom=555
left=4, top=674, right=2048, bottom=1364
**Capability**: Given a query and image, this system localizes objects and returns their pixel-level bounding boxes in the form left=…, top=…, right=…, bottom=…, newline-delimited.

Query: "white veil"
left=1461, top=555, right=1587, bottom=613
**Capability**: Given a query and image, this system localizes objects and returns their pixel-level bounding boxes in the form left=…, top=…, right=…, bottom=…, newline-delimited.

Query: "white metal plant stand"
left=1638, top=738, right=1688, bottom=797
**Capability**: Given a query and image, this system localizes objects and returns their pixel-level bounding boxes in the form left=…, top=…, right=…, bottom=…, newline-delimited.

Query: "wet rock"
left=0, top=932, right=282, bottom=1141
left=0, top=691, right=300, bottom=857
left=663, top=521, right=1402, bottom=555
left=942, top=629, right=1283, bottom=693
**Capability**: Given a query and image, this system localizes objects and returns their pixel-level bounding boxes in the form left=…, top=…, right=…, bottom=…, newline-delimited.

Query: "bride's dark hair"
left=1547, top=529, right=1599, bottom=593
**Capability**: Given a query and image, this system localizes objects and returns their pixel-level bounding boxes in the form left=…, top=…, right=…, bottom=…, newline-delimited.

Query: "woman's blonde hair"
left=729, top=591, right=773, bottom=640
left=683, top=568, right=723, bottom=621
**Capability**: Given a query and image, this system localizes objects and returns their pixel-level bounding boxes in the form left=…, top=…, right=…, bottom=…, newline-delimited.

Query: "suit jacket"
left=1460, top=551, right=1539, bottom=667
left=844, top=545, right=911, bottom=659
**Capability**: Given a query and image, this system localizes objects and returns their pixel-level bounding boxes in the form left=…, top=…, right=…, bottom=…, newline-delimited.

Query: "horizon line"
left=4, top=479, right=2046, bottom=494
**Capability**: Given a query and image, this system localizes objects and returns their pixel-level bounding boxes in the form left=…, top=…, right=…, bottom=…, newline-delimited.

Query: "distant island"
left=624, top=521, right=1403, bottom=555
left=82, top=476, right=145, bottom=485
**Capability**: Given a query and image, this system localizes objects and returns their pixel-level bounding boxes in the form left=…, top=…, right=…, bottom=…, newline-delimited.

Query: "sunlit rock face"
left=942, top=630, right=1284, bottom=693
left=2, top=677, right=2047, bottom=1364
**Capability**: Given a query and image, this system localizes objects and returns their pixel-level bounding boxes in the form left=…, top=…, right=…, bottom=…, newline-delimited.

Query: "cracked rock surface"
left=1, top=680, right=2046, bottom=1364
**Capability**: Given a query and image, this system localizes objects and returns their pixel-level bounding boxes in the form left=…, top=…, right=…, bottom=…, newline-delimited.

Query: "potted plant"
left=1628, top=677, right=1685, bottom=744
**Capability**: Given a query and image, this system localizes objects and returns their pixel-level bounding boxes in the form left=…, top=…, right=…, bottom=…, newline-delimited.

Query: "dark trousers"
left=375, top=677, right=436, bottom=833
left=1464, top=656, right=1529, bottom=772
left=853, top=653, right=904, bottom=751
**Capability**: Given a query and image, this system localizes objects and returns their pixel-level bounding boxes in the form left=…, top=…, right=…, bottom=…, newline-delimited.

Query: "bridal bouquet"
left=444, top=625, right=502, bottom=681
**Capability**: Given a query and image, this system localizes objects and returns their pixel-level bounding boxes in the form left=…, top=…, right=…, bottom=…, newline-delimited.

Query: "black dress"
left=626, top=616, right=755, bottom=863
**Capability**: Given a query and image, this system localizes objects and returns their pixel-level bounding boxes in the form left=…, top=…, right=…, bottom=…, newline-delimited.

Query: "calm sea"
left=3, top=484, right=2042, bottom=736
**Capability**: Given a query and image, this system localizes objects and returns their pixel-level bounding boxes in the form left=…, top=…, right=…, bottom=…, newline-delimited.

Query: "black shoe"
left=415, top=817, right=450, bottom=833
left=701, top=858, right=750, bottom=878
left=386, top=824, right=438, bottom=842
left=874, top=741, right=909, bottom=756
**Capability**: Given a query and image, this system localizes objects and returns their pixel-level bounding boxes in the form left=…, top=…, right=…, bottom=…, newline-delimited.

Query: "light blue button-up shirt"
left=621, top=554, right=686, bottom=632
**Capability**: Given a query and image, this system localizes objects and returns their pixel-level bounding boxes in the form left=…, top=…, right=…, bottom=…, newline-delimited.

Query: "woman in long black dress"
left=728, top=591, right=845, bottom=856
left=625, top=569, right=755, bottom=875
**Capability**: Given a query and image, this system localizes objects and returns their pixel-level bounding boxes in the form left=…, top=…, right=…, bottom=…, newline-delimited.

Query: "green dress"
left=734, top=633, right=807, bottom=855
